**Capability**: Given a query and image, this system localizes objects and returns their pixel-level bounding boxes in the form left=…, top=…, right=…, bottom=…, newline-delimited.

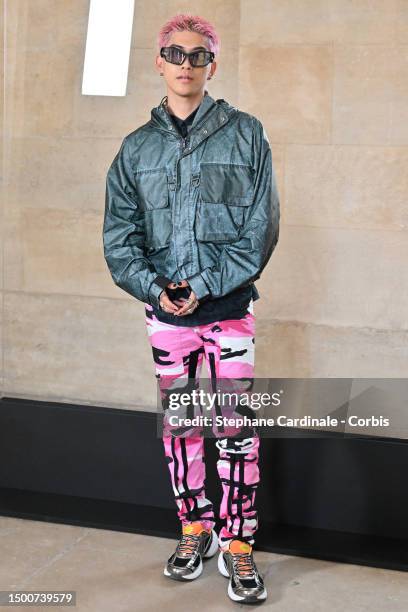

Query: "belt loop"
left=191, top=173, right=200, bottom=187
left=168, top=175, right=177, bottom=191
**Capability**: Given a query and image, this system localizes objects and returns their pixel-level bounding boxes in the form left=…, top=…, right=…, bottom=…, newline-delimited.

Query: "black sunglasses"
left=160, top=46, right=215, bottom=67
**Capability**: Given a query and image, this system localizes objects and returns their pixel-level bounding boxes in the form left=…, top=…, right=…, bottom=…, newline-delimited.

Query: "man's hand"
left=159, top=280, right=200, bottom=316
left=158, top=289, right=180, bottom=314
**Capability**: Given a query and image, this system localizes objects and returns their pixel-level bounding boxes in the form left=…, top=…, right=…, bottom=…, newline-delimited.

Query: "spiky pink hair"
left=157, top=14, right=220, bottom=56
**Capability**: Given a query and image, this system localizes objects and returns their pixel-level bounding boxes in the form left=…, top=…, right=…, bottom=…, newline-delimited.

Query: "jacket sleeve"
left=187, top=117, right=280, bottom=300
left=103, top=136, right=172, bottom=308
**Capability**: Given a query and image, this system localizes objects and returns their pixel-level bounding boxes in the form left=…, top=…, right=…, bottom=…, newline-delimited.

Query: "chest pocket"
left=133, top=168, right=172, bottom=250
left=195, top=163, right=255, bottom=243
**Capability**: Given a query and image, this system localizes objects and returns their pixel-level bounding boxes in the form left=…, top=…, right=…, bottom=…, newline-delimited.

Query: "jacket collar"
left=150, top=90, right=234, bottom=153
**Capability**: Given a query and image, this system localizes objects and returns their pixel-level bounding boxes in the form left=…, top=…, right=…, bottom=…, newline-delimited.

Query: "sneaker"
left=218, top=539, right=267, bottom=603
left=164, top=521, right=218, bottom=581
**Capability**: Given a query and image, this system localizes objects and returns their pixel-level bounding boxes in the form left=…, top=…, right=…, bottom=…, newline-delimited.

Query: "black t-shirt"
left=149, top=102, right=255, bottom=326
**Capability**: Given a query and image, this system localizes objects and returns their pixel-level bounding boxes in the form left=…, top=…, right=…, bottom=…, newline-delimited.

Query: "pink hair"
left=157, top=14, right=220, bottom=56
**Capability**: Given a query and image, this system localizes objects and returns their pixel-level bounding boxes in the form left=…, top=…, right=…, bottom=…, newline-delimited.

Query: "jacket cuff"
left=152, top=275, right=172, bottom=290
left=187, top=273, right=211, bottom=301
left=148, top=277, right=167, bottom=309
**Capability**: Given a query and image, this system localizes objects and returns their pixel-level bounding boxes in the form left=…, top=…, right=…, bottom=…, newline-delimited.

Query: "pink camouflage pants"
left=144, top=299, right=260, bottom=551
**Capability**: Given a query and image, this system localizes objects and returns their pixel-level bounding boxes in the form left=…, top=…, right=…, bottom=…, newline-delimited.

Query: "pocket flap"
left=200, top=163, right=254, bottom=206
left=134, top=167, right=169, bottom=210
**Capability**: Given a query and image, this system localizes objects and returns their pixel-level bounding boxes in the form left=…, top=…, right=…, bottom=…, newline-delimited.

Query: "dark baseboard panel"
left=0, top=487, right=407, bottom=572
left=0, top=396, right=407, bottom=571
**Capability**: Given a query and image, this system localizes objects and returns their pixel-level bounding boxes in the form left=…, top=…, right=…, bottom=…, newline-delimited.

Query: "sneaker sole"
left=217, top=551, right=268, bottom=603
left=203, top=528, right=219, bottom=558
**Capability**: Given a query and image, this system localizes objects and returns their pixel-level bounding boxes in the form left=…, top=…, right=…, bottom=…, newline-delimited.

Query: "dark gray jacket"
left=103, top=92, right=280, bottom=308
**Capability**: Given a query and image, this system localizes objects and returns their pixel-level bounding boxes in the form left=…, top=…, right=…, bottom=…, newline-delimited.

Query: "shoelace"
left=232, top=552, right=256, bottom=577
left=177, top=533, right=200, bottom=557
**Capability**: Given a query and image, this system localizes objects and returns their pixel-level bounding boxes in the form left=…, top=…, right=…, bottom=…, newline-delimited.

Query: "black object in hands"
left=165, top=286, right=192, bottom=302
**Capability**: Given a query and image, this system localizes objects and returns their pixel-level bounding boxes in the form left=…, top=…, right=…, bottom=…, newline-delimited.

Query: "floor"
left=1, top=516, right=407, bottom=611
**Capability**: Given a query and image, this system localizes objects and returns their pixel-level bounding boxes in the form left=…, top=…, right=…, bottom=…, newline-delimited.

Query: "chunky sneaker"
left=164, top=521, right=218, bottom=581
left=218, top=539, right=267, bottom=603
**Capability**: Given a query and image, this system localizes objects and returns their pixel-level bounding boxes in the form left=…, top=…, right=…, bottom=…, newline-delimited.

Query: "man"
left=103, top=13, right=279, bottom=605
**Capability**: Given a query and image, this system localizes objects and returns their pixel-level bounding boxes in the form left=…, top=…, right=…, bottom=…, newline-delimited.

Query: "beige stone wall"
left=1, top=1, right=407, bottom=413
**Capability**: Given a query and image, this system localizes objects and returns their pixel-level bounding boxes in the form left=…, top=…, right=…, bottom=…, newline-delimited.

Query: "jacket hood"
left=149, top=90, right=237, bottom=135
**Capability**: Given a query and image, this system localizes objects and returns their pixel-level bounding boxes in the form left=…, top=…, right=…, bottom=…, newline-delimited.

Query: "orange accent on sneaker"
left=178, top=522, right=211, bottom=557
left=227, top=540, right=254, bottom=576
left=229, top=540, right=252, bottom=554
left=182, top=522, right=210, bottom=536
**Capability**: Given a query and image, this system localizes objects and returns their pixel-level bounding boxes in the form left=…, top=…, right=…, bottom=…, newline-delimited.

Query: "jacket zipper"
left=175, top=137, right=188, bottom=190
